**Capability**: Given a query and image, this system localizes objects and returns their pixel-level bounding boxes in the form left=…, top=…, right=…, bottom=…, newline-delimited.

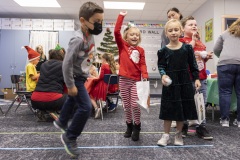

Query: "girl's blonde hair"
left=35, top=45, right=44, bottom=53
left=123, top=26, right=142, bottom=45
left=164, top=19, right=183, bottom=33
left=102, top=53, right=116, bottom=74
left=228, top=19, right=240, bottom=37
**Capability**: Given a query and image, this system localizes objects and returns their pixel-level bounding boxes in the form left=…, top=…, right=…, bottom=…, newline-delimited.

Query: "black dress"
left=157, top=43, right=199, bottom=121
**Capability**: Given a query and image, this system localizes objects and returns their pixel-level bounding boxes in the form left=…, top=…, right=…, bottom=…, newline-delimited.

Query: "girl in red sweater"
left=114, top=11, right=149, bottom=141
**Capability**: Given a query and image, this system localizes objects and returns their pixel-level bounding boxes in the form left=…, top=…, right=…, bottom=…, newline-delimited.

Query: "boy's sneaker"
left=220, top=119, right=229, bottom=127
left=157, top=133, right=170, bottom=146
left=174, top=131, right=184, bottom=146
left=171, top=121, right=177, bottom=128
left=61, top=133, right=79, bottom=157
left=196, top=126, right=213, bottom=140
left=53, top=120, right=67, bottom=133
left=108, top=103, right=116, bottom=112
left=182, top=123, right=188, bottom=138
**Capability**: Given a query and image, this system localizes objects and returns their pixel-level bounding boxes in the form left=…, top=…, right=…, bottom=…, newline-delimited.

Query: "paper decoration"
left=32, top=19, right=43, bottom=30
left=54, top=19, right=64, bottom=31
left=1, top=18, right=12, bottom=29
left=22, top=19, right=32, bottom=30
left=43, top=19, right=54, bottom=30
left=103, top=22, right=164, bottom=28
left=11, top=18, right=22, bottom=30
left=64, top=20, right=74, bottom=31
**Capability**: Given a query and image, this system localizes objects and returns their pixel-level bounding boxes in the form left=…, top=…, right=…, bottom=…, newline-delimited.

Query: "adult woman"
left=161, top=7, right=183, bottom=47
left=31, top=49, right=66, bottom=121
left=213, top=19, right=240, bottom=127
left=35, top=45, right=47, bottom=72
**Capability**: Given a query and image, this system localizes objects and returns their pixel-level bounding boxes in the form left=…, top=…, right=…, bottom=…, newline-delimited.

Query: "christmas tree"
left=97, top=27, right=118, bottom=56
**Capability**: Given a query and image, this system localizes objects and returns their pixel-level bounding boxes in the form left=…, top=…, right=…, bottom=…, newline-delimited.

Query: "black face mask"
left=88, top=22, right=102, bottom=35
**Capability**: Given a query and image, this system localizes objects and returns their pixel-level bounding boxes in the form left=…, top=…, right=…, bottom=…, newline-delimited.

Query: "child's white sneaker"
left=157, top=134, right=170, bottom=146
left=171, top=121, right=177, bottom=128
left=174, top=131, right=184, bottom=146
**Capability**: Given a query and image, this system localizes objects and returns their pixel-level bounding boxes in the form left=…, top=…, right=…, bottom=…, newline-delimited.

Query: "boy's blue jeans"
left=217, top=64, right=240, bottom=121
left=59, top=77, right=92, bottom=140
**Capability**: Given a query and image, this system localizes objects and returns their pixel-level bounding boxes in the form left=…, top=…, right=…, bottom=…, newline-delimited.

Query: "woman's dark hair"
left=49, top=49, right=64, bottom=61
left=167, top=7, right=183, bottom=20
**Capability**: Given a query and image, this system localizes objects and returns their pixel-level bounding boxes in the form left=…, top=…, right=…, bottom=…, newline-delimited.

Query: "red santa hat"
left=22, top=46, right=40, bottom=61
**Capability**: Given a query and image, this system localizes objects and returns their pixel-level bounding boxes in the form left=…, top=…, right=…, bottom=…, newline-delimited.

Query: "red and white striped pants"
left=119, top=76, right=141, bottom=125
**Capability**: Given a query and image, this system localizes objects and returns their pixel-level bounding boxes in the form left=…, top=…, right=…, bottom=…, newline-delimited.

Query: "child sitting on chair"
left=23, top=46, right=40, bottom=92
left=89, top=53, right=117, bottom=119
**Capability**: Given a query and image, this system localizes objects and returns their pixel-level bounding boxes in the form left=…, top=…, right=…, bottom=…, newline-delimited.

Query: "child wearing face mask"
left=114, top=11, right=149, bottom=141
left=53, top=1, right=104, bottom=157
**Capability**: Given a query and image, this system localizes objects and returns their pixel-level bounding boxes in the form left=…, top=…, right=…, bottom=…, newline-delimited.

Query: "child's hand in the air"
left=120, top=11, right=127, bottom=16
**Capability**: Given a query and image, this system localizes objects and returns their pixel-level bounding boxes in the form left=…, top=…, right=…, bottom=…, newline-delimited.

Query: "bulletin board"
left=94, top=27, right=163, bottom=74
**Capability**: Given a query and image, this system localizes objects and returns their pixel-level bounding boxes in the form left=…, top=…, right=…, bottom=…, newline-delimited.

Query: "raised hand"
left=120, top=11, right=127, bottom=16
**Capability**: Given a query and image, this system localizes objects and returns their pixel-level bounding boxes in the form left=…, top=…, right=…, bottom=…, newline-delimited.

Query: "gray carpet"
left=0, top=98, right=239, bottom=160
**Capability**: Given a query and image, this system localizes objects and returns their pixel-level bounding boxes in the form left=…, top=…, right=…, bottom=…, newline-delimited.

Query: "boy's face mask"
left=88, top=22, right=102, bottom=35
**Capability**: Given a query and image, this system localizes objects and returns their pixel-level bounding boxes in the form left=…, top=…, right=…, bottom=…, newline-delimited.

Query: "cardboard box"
left=0, top=88, right=16, bottom=100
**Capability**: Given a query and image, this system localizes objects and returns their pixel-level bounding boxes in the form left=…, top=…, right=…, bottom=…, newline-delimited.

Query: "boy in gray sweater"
left=53, top=2, right=104, bottom=157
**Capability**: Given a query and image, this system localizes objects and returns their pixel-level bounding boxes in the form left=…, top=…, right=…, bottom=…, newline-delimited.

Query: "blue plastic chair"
left=206, top=70, right=210, bottom=75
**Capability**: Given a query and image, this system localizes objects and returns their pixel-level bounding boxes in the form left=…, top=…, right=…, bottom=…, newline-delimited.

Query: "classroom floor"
left=0, top=98, right=239, bottom=160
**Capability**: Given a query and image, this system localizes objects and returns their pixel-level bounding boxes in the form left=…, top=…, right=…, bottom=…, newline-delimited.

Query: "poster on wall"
left=205, top=19, right=213, bottom=42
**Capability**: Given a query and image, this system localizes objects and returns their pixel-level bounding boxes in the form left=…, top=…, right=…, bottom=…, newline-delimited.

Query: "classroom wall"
left=192, top=0, right=240, bottom=73
left=0, top=30, right=74, bottom=93
left=192, top=0, right=215, bottom=73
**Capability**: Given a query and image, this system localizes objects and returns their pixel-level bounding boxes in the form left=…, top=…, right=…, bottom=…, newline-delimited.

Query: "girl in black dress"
left=157, top=19, right=201, bottom=146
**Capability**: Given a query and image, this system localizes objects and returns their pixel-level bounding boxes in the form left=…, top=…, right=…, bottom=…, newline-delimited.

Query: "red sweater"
left=179, top=37, right=207, bottom=80
left=114, top=15, right=148, bottom=81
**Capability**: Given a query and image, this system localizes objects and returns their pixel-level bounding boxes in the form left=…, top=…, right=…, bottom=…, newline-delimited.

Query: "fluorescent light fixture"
left=104, top=1, right=145, bottom=10
left=14, top=0, right=61, bottom=7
